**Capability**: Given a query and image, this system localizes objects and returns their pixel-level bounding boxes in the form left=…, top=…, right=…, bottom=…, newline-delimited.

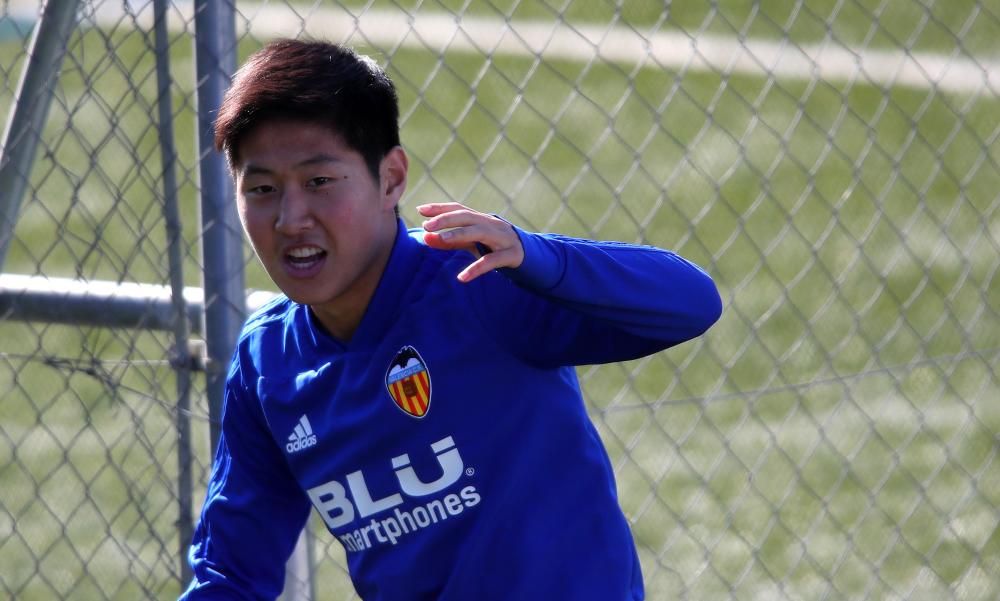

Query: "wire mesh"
left=0, top=1, right=997, bottom=599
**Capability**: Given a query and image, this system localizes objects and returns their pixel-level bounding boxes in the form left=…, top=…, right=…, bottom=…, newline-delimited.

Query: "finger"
left=416, top=202, right=471, bottom=218
left=421, top=208, right=485, bottom=232
left=457, top=257, right=489, bottom=283
left=422, top=230, right=478, bottom=254
left=457, top=248, right=523, bottom=283
left=426, top=224, right=514, bottom=254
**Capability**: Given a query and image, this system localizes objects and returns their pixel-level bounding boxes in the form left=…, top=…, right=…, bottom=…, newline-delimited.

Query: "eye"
left=307, top=176, right=333, bottom=188
left=245, top=184, right=277, bottom=196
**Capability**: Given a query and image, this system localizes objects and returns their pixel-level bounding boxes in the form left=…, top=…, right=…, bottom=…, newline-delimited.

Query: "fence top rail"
left=0, top=273, right=277, bottom=334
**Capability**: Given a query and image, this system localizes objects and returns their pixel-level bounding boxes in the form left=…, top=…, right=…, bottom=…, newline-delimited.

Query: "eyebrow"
left=241, top=153, right=342, bottom=177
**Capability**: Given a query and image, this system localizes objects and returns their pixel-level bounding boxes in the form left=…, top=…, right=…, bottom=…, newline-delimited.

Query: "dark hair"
left=215, top=39, right=400, bottom=181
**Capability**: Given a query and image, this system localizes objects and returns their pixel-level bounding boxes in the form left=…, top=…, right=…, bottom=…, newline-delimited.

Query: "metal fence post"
left=192, top=0, right=244, bottom=453
left=152, top=0, right=195, bottom=587
left=191, top=4, right=313, bottom=598
left=0, top=0, right=81, bottom=269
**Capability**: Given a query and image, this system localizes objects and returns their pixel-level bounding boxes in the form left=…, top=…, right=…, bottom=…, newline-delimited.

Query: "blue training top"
left=181, top=219, right=722, bottom=601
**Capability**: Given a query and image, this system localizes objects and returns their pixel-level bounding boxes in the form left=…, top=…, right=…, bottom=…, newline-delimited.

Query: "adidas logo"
left=286, top=415, right=318, bottom=454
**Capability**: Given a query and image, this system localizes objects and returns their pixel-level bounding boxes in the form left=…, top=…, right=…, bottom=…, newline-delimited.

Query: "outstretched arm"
left=418, top=202, right=722, bottom=366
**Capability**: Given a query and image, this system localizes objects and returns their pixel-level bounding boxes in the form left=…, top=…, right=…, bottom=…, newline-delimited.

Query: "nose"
left=275, top=188, right=314, bottom=235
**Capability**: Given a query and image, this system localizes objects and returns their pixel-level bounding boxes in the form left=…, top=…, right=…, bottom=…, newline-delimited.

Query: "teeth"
left=288, top=247, right=323, bottom=259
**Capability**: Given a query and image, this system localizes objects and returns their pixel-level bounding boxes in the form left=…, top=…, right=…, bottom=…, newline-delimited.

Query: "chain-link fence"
left=1, top=1, right=998, bottom=599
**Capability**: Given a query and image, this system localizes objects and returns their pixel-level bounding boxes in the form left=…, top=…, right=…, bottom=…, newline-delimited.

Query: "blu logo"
left=307, top=436, right=464, bottom=529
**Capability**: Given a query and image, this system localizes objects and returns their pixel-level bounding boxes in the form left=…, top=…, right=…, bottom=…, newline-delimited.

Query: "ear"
left=379, top=146, right=408, bottom=210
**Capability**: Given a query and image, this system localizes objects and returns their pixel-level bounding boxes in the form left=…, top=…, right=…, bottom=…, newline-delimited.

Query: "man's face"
left=235, top=119, right=406, bottom=338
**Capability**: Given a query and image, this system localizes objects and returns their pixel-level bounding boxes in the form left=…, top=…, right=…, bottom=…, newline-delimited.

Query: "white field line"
left=81, top=2, right=1000, bottom=96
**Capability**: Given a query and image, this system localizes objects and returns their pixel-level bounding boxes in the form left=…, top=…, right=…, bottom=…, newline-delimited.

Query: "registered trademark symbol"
left=465, top=467, right=475, bottom=477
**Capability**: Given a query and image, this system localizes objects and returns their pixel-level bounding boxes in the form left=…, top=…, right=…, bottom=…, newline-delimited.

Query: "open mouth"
left=285, top=246, right=327, bottom=271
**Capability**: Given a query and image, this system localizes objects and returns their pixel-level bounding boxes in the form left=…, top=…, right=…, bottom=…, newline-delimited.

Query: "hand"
left=417, top=203, right=524, bottom=283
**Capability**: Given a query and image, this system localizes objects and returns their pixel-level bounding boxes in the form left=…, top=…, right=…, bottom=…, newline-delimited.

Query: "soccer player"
left=180, top=39, right=722, bottom=601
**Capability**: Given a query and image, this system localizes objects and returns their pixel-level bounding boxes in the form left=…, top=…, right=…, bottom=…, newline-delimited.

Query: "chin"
left=282, top=288, right=327, bottom=306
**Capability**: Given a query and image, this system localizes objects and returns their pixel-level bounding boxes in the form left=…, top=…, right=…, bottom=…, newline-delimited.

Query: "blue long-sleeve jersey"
left=182, top=220, right=721, bottom=600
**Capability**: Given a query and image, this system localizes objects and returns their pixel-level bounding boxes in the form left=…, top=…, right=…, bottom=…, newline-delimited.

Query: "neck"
left=308, top=226, right=397, bottom=342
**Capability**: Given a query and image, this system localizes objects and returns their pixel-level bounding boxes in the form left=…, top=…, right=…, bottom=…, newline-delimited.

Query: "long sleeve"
left=180, top=352, right=311, bottom=600
left=468, top=226, right=722, bottom=367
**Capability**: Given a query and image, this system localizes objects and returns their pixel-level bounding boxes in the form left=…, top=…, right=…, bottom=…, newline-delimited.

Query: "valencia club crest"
left=385, top=346, right=431, bottom=418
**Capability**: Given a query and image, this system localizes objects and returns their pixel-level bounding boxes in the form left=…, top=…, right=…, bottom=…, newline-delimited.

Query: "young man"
left=181, top=39, right=722, bottom=600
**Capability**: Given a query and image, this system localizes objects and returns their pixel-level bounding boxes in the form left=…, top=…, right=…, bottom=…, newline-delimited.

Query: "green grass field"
left=1, top=1, right=998, bottom=599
